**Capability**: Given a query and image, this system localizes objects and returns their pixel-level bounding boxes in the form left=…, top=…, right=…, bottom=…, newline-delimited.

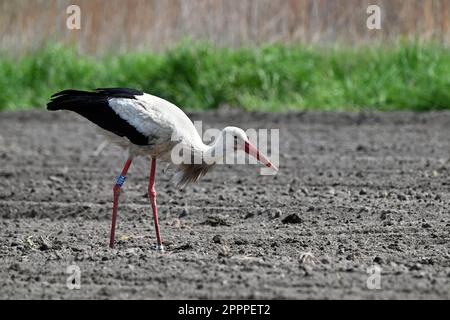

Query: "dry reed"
left=0, top=0, right=449, bottom=54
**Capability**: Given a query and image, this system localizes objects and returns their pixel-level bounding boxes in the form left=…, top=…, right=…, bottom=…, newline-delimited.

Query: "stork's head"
left=221, top=126, right=278, bottom=171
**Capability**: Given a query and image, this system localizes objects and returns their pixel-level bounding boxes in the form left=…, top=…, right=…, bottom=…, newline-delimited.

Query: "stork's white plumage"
left=47, top=88, right=277, bottom=251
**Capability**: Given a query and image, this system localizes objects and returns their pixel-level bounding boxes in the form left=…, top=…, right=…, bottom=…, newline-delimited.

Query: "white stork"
left=47, top=88, right=278, bottom=251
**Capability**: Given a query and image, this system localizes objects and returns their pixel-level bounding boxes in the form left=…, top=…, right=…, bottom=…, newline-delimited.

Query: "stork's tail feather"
left=47, top=90, right=96, bottom=111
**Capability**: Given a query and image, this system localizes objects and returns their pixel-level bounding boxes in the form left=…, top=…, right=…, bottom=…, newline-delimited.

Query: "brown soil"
left=0, top=110, right=449, bottom=299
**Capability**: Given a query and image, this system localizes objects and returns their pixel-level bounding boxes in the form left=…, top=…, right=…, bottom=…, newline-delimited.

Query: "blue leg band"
left=116, top=175, right=126, bottom=187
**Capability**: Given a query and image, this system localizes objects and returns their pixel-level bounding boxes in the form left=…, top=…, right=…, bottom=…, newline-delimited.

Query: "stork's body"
left=47, top=88, right=277, bottom=250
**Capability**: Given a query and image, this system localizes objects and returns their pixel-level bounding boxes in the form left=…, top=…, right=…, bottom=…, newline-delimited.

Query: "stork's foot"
left=153, top=244, right=165, bottom=252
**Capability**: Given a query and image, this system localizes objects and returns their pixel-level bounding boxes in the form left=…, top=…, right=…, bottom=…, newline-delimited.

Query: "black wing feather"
left=47, top=88, right=149, bottom=146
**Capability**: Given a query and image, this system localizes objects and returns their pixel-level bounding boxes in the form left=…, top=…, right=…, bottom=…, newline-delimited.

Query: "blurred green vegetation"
left=1, top=41, right=449, bottom=111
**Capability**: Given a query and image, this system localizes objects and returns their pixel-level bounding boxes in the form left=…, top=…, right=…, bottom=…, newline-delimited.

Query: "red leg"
left=109, top=158, right=133, bottom=248
left=148, top=157, right=164, bottom=251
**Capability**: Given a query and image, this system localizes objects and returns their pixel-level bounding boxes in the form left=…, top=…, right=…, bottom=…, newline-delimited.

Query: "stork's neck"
left=189, top=130, right=226, bottom=165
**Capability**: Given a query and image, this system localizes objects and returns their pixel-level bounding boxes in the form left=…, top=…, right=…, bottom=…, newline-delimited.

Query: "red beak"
left=244, top=141, right=278, bottom=171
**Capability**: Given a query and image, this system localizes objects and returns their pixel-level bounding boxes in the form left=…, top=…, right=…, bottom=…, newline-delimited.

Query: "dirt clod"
left=201, top=215, right=230, bottom=227
left=244, top=212, right=255, bottom=219
left=282, top=214, right=303, bottom=224
left=179, top=208, right=189, bottom=218
left=212, top=235, right=223, bottom=244
left=373, top=256, right=384, bottom=264
left=269, top=209, right=282, bottom=220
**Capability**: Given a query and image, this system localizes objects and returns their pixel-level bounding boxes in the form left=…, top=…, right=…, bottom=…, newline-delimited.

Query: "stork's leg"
left=148, top=157, right=164, bottom=251
left=109, top=158, right=133, bottom=248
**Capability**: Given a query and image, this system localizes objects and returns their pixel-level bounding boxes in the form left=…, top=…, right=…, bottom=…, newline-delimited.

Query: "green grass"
left=1, top=41, right=449, bottom=111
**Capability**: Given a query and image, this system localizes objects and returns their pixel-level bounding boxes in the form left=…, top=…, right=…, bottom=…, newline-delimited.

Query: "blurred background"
left=2, top=0, right=450, bottom=53
left=0, top=0, right=449, bottom=111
